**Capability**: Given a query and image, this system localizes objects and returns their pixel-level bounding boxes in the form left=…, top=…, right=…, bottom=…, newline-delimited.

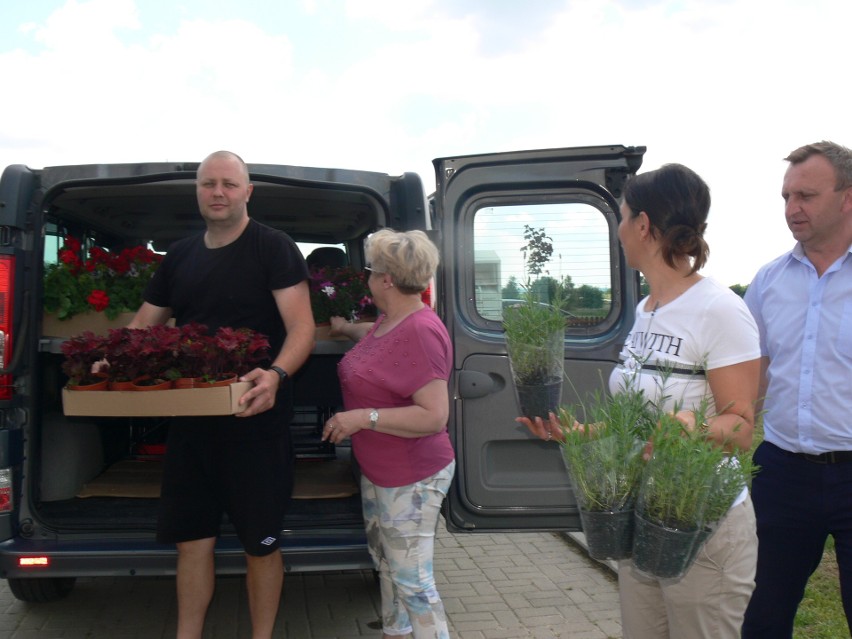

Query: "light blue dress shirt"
left=745, top=243, right=852, bottom=454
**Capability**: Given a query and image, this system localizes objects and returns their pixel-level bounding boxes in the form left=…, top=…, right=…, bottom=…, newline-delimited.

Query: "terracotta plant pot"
left=66, top=374, right=109, bottom=391
left=131, top=376, right=174, bottom=391
left=195, top=373, right=238, bottom=388
left=108, top=379, right=136, bottom=391
left=173, top=377, right=201, bottom=389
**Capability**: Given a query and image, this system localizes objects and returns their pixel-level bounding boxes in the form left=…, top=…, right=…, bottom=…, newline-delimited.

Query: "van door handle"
left=457, top=370, right=496, bottom=399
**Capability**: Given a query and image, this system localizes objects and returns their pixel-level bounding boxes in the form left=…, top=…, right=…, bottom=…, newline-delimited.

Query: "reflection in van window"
left=473, top=203, right=613, bottom=327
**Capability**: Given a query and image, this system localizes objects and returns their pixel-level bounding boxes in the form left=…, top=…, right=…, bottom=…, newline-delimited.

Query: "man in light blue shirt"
left=742, top=141, right=852, bottom=638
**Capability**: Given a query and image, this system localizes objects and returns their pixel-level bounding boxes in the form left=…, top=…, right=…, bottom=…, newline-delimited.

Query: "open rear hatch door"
left=435, top=144, right=645, bottom=531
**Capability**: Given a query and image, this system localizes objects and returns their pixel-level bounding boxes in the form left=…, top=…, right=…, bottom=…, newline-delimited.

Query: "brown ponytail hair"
left=623, top=163, right=711, bottom=274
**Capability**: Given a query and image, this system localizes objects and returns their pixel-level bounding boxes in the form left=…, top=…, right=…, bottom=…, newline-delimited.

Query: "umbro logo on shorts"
left=260, top=537, right=276, bottom=546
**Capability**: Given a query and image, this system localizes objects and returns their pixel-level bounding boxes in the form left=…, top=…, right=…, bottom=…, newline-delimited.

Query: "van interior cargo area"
left=36, top=381, right=365, bottom=533
left=73, top=456, right=358, bottom=501
left=32, top=170, right=379, bottom=540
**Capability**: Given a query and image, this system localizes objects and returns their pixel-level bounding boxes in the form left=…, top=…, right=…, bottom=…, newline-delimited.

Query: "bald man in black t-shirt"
left=130, top=150, right=315, bottom=639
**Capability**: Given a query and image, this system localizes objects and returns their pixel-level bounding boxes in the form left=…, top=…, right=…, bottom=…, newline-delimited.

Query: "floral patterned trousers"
left=361, top=461, right=456, bottom=638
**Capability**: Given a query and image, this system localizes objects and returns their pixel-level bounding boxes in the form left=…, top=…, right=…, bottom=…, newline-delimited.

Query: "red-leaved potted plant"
left=170, top=322, right=212, bottom=388
left=131, top=324, right=183, bottom=389
left=60, top=331, right=108, bottom=389
left=62, top=324, right=271, bottom=391
left=102, top=328, right=148, bottom=389
left=198, top=326, right=271, bottom=384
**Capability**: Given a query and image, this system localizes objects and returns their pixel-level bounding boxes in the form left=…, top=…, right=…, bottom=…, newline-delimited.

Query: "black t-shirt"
left=146, top=218, right=308, bottom=356
left=145, top=218, right=309, bottom=440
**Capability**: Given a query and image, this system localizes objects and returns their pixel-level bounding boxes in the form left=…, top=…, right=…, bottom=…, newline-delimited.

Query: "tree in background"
left=729, top=283, right=747, bottom=298
left=530, top=276, right=561, bottom=304
left=521, top=225, right=554, bottom=277
left=513, top=225, right=607, bottom=316
left=559, top=274, right=575, bottom=306
left=575, top=284, right=604, bottom=309
left=502, top=276, right=522, bottom=300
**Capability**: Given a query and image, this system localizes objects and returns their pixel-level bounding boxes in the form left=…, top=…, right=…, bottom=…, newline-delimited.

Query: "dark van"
left=0, top=144, right=644, bottom=601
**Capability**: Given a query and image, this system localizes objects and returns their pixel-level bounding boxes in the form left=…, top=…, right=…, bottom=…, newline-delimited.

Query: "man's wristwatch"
left=368, top=409, right=379, bottom=431
left=269, top=365, right=289, bottom=388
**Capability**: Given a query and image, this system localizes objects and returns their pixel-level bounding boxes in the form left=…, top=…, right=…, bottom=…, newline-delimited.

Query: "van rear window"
left=472, top=201, right=614, bottom=329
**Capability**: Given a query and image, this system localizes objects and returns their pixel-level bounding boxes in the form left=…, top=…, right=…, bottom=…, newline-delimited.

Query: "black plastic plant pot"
left=631, top=513, right=702, bottom=580
left=515, top=381, right=562, bottom=421
left=580, top=508, right=635, bottom=561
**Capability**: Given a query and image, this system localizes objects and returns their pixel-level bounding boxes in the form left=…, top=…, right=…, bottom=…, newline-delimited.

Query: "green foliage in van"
left=43, top=236, right=162, bottom=320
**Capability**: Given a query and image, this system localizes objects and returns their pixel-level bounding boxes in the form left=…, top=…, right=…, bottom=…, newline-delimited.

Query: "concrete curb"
left=566, top=531, right=619, bottom=573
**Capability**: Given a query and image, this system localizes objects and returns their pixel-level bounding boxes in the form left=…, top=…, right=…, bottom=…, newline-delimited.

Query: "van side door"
left=436, top=145, right=645, bottom=531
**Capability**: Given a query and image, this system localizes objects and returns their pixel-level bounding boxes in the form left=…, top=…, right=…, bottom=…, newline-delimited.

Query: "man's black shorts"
left=157, top=419, right=293, bottom=556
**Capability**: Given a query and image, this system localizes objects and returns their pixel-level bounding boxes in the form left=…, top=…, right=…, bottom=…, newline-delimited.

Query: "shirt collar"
left=790, top=241, right=852, bottom=269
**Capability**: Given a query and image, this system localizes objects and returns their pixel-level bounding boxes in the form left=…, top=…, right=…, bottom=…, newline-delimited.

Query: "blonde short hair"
left=365, top=229, right=439, bottom=294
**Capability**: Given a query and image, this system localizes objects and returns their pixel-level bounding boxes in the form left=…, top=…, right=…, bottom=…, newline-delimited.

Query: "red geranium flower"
left=44, top=235, right=164, bottom=320
left=87, top=290, right=110, bottom=312
left=64, top=236, right=82, bottom=253
left=59, top=249, right=82, bottom=273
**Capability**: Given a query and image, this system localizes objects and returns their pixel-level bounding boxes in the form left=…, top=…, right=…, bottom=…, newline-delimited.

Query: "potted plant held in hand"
left=503, top=226, right=567, bottom=419
left=309, top=265, right=377, bottom=339
left=558, top=388, right=655, bottom=561
left=631, top=409, right=756, bottom=580
left=62, top=323, right=271, bottom=391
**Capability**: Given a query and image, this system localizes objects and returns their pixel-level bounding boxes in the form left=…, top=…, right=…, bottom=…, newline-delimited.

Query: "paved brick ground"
left=0, top=526, right=621, bottom=638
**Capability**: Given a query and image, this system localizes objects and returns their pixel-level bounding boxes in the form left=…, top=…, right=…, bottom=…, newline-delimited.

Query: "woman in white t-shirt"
left=520, top=163, right=760, bottom=639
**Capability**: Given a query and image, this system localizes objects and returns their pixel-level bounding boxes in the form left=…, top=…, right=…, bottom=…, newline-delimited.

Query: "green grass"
left=751, top=426, right=849, bottom=638
left=795, top=536, right=847, bottom=638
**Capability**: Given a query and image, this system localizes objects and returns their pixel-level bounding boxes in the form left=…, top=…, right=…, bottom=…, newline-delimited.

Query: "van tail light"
left=0, top=254, right=14, bottom=400
left=0, top=467, right=13, bottom=513
left=19, top=557, right=50, bottom=568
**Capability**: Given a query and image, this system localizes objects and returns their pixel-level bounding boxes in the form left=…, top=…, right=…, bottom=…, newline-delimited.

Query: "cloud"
left=32, top=0, right=141, bottom=50
left=1, top=0, right=850, bottom=285
left=0, top=3, right=295, bottom=165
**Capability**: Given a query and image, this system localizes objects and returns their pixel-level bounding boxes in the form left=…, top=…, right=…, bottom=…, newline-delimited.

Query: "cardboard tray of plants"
left=62, top=382, right=253, bottom=417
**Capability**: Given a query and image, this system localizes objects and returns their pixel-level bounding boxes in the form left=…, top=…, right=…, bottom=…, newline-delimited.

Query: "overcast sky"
left=2, top=0, right=849, bottom=286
